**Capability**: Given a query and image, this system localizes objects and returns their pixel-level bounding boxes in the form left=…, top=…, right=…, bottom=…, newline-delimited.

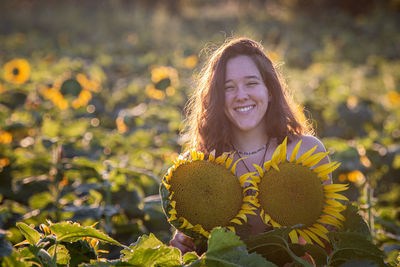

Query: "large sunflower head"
left=253, top=137, right=348, bottom=247
left=4, top=58, right=31, bottom=85
left=160, top=150, right=258, bottom=239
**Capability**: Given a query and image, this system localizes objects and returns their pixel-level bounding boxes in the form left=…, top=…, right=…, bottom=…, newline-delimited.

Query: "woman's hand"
left=170, top=231, right=196, bottom=254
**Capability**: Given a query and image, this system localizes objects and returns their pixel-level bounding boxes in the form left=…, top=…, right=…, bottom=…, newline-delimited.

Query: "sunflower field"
left=0, top=0, right=399, bottom=266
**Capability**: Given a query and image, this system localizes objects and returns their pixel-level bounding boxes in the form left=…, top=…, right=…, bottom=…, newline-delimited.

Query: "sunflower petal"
left=209, top=149, right=216, bottom=162
left=325, top=192, right=349, bottom=201
left=162, top=179, right=171, bottom=190
left=169, top=208, right=177, bottom=215
left=309, top=227, right=329, bottom=242
left=317, top=215, right=343, bottom=228
left=190, top=149, right=198, bottom=161
left=313, top=161, right=337, bottom=173
left=325, top=199, right=346, bottom=208
left=303, top=152, right=329, bottom=167
left=230, top=218, right=243, bottom=225
left=239, top=172, right=256, bottom=187
left=279, top=137, right=288, bottom=162
left=227, top=226, right=236, bottom=233
left=253, top=163, right=264, bottom=177
left=170, top=200, right=176, bottom=208
left=312, top=223, right=329, bottom=233
left=323, top=184, right=349, bottom=192
left=231, top=157, right=247, bottom=175
left=290, top=139, right=302, bottom=162
left=225, top=155, right=233, bottom=169
left=244, top=179, right=258, bottom=188
left=14, top=240, right=30, bottom=247
left=320, top=175, right=330, bottom=182
left=168, top=214, right=177, bottom=221
left=296, top=145, right=317, bottom=164
left=243, top=186, right=257, bottom=193
left=180, top=217, right=190, bottom=228
left=297, top=229, right=312, bottom=244
left=271, top=161, right=280, bottom=171
left=303, top=229, right=325, bottom=247
left=263, top=160, right=271, bottom=171
left=323, top=208, right=345, bottom=221
left=270, top=219, right=281, bottom=227
left=318, top=162, right=341, bottom=177
left=271, top=145, right=281, bottom=165
left=289, top=230, right=299, bottom=243
left=198, top=151, right=205, bottom=160
left=215, top=153, right=228, bottom=165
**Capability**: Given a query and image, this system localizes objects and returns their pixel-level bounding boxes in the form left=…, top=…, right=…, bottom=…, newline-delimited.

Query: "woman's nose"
left=235, top=85, right=249, bottom=100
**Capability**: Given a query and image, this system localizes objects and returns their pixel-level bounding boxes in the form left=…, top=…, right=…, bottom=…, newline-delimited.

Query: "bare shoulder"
left=287, top=135, right=328, bottom=161
left=295, top=135, right=327, bottom=154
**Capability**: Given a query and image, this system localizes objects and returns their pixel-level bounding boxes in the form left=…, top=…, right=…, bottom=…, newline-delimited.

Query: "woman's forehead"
left=225, top=55, right=262, bottom=81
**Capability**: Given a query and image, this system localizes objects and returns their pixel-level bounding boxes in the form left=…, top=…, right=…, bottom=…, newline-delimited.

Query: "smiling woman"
left=171, top=38, right=337, bottom=258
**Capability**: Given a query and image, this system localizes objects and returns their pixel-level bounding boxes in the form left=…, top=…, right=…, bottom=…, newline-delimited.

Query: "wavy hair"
left=182, top=38, right=312, bottom=156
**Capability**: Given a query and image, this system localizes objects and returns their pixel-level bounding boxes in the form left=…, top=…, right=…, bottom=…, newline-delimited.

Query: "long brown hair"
left=182, top=38, right=312, bottom=155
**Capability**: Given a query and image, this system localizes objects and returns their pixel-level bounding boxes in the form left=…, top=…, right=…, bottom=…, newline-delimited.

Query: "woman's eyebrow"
left=225, top=75, right=261, bottom=84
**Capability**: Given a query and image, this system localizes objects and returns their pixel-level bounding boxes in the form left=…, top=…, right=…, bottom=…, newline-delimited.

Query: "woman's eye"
left=225, top=86, right=234, bottom=91
left=247, top=82, right=258, bottom=86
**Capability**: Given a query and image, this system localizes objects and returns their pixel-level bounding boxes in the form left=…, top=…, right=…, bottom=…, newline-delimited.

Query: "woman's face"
left=224, top=55, right=270, bottom=134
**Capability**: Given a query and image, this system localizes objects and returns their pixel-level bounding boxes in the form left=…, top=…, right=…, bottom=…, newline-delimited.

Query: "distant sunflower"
left=148, top=66, right=179, bottom=99
left=253, top=138, right=348, bottom=247
left=4, top=59, right=31, bottom=84
left=160, top=150, right=258, bottom=239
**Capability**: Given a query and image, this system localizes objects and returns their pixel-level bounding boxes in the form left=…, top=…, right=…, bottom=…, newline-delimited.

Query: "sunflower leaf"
left=244, top=226, right=314, bottom=267
left=16, top=222, right=41, bottom=246
left=191, top=227, right=276, bottom=267
left=328, top=232, right=386, bottom=266
left=289, top=243, right=328, bottom=266
left=341, top=204, right=371, bottom=239
left=49, top=222, right=124, bottom=247
left=119, top=233, right=181, bottom=266
left=183, top=252, right=199, bottom=265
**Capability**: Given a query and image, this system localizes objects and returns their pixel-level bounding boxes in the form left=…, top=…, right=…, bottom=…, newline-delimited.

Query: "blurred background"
left=0, top=0, right=399, bottom=263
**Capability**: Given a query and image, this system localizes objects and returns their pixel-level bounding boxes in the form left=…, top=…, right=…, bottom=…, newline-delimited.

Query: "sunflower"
left=253, top=138, right=348, bottom=247
left=149, top=66, right=179, bottom=98
left=4, top=59, right=31, bottom=84
left=160, top=150, right=258, bottom=239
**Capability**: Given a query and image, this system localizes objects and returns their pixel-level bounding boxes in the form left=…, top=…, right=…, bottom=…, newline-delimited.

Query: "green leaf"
left=119, top=233, right=181, bottom=266
left=328, top=232, right=386, bottom=266
left=62, top=239, right=97, bottom=266
left=49, top=222, right=124, bottom=247
left=342, top=204, right=371, bottom=238
left=194, top=228, right=276, bottom=267
left=183, top=252, right=199, bottom=265
left=28, top=192, right=53, bottom=209
left=289, top=243, right=328, bottom=267
left=244, top=226, right=313, bottom=267
left=48, top=244, right=71, bottom=265
left=16, top=222, right=41, bottom=246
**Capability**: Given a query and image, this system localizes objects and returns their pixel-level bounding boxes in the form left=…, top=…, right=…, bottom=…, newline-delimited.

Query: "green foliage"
left=16, top=222, right=41, bottom=246
left=191, top=228, right=274, bottom=267
left=0, top=1, right=399, bottom=265
left=119, top=233, right=182, bottom=266
left=328, top=232, right=386, bottom=266
left=244, top=226, right=317, bottom=267
left=49, top=222, right=124, bottom=247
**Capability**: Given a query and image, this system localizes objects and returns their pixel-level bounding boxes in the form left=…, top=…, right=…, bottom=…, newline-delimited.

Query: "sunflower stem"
left=365, top=182, right=374, bottom=237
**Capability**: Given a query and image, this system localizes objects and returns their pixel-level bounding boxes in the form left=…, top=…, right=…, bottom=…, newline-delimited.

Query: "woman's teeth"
left=235, top=105, right=254, bottom=112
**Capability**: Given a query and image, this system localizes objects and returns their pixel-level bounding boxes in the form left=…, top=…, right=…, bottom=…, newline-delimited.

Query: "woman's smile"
left=235, top=104, right=256, bottom=113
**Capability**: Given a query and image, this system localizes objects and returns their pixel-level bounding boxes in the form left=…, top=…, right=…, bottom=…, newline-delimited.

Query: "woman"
left=170, top=38, right=331, bottom=254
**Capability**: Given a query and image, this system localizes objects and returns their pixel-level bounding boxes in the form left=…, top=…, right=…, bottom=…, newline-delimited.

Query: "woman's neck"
left=232, top=129, right=269, bottom=153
